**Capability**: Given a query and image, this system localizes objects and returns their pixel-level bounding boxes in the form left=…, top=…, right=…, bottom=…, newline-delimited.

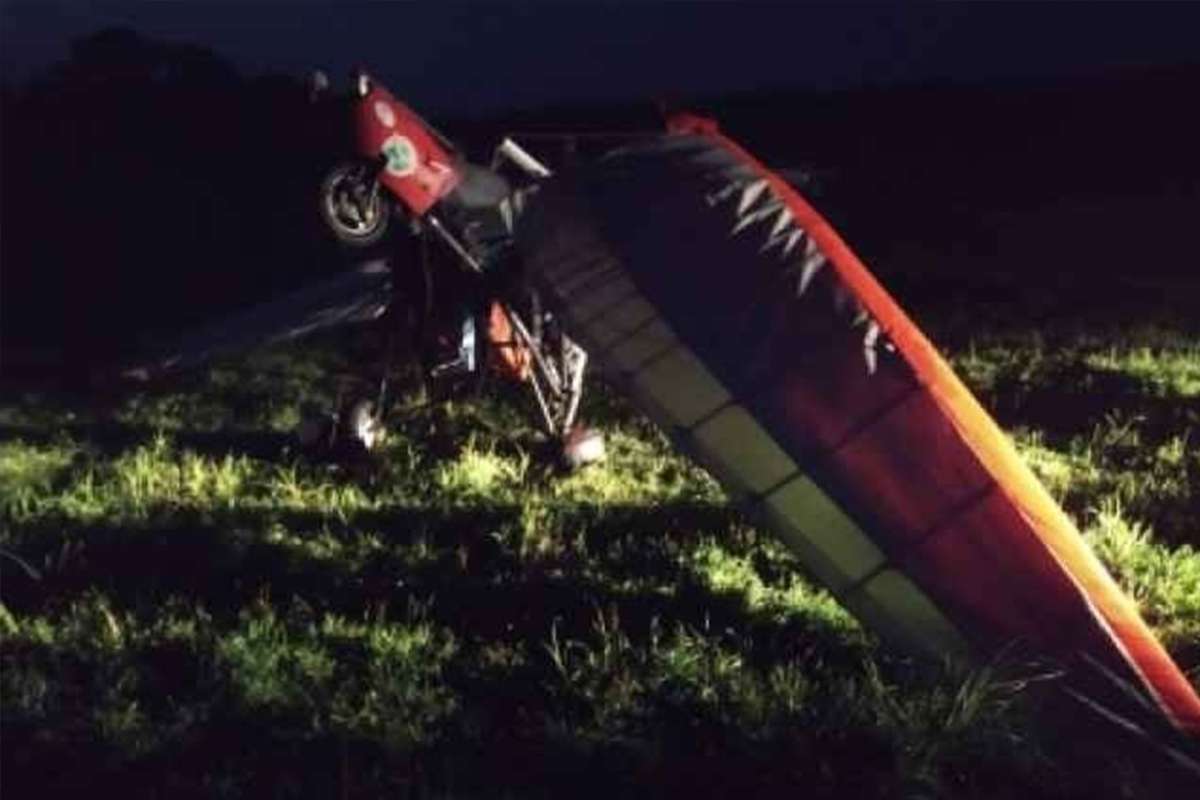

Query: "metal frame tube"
left=494, top=138, right=554, bottom=178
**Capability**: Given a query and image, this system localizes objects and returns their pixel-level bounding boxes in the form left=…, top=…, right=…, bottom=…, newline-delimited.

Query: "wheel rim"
left=347, top=402, right=385, bottom=450
left=325, top=167, right=384, bottom=237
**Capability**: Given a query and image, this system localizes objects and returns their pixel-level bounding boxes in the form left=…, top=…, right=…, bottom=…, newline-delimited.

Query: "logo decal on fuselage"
left=381, top=134, right=418, bottom=178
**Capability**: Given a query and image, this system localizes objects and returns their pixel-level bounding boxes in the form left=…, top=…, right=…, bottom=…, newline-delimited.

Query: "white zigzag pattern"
left=705, top=171, right=892, bottom=376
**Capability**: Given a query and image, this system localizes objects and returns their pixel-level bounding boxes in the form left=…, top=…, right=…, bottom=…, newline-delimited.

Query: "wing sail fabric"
left=515, top=117, right=1200, bottom=738
left=121, top=260, right=392, bottom=379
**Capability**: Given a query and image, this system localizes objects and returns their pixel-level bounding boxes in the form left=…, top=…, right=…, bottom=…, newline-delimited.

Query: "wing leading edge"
left=120, top=259, right=392, bottom=380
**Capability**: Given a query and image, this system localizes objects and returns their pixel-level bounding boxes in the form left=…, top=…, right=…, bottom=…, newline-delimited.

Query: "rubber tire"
left=319, top=162, right=391, bottom=247
left=341, top=398, right=386, bottom=452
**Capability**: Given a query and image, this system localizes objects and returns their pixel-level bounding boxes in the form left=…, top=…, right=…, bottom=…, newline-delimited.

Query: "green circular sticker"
left=381, top=134, right=418, bottom=177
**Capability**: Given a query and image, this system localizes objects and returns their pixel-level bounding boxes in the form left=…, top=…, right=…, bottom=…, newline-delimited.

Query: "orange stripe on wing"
left=667, top=113, right=1200, bottom=736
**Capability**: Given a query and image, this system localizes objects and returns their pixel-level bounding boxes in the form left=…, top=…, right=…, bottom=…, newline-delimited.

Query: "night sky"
left=4, top=2, right=1200, bottom=115
left=3, top=1, right=1200, bottom=370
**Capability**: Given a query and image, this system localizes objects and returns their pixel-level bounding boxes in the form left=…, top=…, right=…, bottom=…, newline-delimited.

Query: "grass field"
left=2, top=289, right=1198, bottom=798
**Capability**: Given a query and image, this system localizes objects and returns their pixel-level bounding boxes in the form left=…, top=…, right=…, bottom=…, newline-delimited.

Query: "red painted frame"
left=353, top=83, right=460, bottom=217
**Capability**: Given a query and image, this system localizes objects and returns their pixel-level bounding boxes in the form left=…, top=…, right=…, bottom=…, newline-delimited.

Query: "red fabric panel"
left=666, top=112, right=1200, bottom=736
left=829, top=389, right=992, bottom=545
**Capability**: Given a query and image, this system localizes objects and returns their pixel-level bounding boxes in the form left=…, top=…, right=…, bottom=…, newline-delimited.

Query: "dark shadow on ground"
left=0, top=421, right=300, bottom=464
left=1, top=496, right=861, bottom=663
left=976, top=361, right=1200, bottom=441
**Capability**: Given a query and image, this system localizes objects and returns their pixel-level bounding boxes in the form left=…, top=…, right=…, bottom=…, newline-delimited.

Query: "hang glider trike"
left=121, top=69, right=1200, bottom=759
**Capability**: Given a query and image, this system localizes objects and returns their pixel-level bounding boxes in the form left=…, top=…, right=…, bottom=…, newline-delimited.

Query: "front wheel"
left=342, top=398, right=387, bottom=452
left=319, top=161, right=391, bottom=247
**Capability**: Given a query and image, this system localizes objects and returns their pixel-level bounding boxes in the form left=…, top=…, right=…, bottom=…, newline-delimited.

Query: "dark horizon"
left=3, top=5, right=1199, bottom=377
left=4, top=2, right=1200, bottom=115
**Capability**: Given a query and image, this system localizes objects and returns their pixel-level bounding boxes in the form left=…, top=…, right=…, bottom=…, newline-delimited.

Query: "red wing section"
left=515, top=117, right=1200, bottom=739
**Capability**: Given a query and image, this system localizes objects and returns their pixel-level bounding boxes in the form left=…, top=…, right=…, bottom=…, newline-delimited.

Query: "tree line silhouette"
left=1, top=28, right=354, bottom=378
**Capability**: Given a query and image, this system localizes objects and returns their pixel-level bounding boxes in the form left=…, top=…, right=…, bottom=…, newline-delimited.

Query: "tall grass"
left=2, top=310, right=1198, bottom=797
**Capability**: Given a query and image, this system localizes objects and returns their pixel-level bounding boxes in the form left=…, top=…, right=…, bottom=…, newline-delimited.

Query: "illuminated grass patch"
left=2, top=308, right=1197, bottom=798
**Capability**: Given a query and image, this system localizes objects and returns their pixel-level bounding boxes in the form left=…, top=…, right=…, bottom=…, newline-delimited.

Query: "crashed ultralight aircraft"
left=126, top=72, right=1200, bottom=749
